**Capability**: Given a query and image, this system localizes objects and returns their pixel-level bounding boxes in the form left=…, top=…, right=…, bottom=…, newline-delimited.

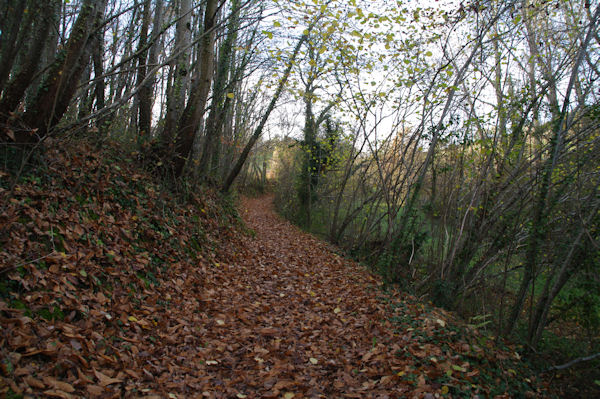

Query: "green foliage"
left=555, top=273, right=600, bottom=338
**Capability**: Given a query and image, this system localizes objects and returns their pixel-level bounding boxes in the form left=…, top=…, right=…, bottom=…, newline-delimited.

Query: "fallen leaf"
left=86, top=385, right=104, bottom=396
left=94, top=369, right=123, bottom=387
left=43, top=390, right=73, bottom=399
left=24, top=376, right=45, bottom=389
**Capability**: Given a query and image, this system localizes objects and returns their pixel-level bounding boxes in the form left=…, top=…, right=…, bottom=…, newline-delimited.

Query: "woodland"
left=0, top=0, right=599, bottom=397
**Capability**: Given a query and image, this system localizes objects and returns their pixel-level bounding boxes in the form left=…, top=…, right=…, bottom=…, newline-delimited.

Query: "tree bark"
left=161, top=0, right=193, bottom=145
left=138, top=0, right=163, bottom=139
left=0, top=0, right=27, bottom=92
left=0, top=0, right=58, bottom=116
left=199, top=0, right=240, bottom=180
left=18, top=0, right=106, bottom=143
left=171, top=0, right=218, bottom=177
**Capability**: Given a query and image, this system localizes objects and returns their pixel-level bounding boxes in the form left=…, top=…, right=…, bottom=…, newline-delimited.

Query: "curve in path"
left=196, top=195, right=421, bottom=398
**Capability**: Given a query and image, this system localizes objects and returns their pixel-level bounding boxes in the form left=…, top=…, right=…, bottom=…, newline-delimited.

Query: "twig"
left=546, top=352, right=600, bottom=372
left=0, top=253, right=53, bottom=275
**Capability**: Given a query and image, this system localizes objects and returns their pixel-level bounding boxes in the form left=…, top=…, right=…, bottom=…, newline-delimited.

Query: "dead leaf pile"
left=0, top=143, right=546, bottom=397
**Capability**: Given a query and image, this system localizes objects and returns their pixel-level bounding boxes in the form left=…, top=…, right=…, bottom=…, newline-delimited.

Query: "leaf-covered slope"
left=0, top=143, right=233, bottom=397
left=1, top=143, right=547, bottom=398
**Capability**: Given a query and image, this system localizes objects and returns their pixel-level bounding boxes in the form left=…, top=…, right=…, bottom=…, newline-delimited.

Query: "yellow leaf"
left=284, top=393, right=295, bottom=399
left=226, top=92, right=235, bottom=99
left=309, top=291, right=316, bottom=297
left=273, top=21, right=281, bottom=27
left=441, top=385, right=449, bottom=395
left=334, top=307, right=341, bottom=314
left=236, top=394, right=247, bottom=398
left=309, top=357, right=318, bottom=364
left=302, top=29, right=309, bottom=35
left=128, top=316, right=138, bottom=322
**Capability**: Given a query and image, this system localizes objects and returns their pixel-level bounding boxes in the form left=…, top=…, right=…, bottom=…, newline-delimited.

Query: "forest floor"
left=1, top=142, right=547, bottom=398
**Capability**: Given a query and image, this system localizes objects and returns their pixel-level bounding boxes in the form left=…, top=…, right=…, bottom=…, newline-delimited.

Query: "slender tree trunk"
left=92, top=31, right=105, bottom=112
left=138, top=0, right=163, bottom=139
left=222, top=29, right=311, bottom=192
left=18, top=0, right=106, bottom=142
left=134, top=0, right=152, bottom=139
left=199, top=0, right=240, bottom=180
left=200, top=3, right=239, bottom=179
left=504, top=4, right=600, bottom=336
left=0, top=0, right=58, bottom=116
left=161, top=0, right=192, bottom=145
left=171, top=0, right=218, bottom=177
left=0, top=0, right=27, bottom=92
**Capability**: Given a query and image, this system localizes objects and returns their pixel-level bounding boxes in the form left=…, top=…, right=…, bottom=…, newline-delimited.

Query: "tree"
left=14, top=0, right=106, bottom=143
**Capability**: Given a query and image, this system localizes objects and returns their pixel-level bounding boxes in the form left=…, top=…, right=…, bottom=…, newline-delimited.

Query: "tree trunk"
left=161, top=0, right=193, bottom=145
left=0, top=0, right=27, bottom=92
left=0, top=0, right=58, bottom=116
left=222, top=28, right=311, bottom=192
left=504, top=4, right=600, bottom=336
left=92, top=30, right=105, bottom=112
left=134, top=0, right=152, bottom=139
left=19, top=0, right=106, bottom=143
left=199, top=0, right=240, bottom=180
left=171, top=0, right=218, bottom=177
left=138, top=0, right=163, bottom=139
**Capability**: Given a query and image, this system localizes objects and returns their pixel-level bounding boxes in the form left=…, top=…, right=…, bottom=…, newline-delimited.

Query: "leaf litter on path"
left=0, top=143, right=545, bottom=397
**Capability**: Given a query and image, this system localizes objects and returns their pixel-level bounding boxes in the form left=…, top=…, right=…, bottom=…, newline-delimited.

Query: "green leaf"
left=262, top=30, right=273, bottom=40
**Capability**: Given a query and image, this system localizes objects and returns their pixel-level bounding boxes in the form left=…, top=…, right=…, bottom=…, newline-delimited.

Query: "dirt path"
left=0, top=150, right=540, bottom=399
left=195, top=195, right=418, bottom=398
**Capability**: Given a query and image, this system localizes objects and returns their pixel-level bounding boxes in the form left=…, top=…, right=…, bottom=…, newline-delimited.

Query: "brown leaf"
left=86, top=385, right=104, bottom=396
left=94, top=369, right=123, bottom=387
left=24, top=375, right=46, bottom=389
left=43, top=377, right=75, bottom=393
left=43, top=390, right=73, bottom=399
